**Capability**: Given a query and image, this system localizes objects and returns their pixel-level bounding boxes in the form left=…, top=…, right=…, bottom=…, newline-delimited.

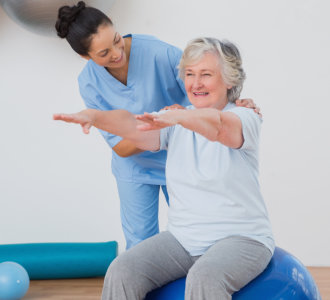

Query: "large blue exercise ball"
left=0, top=262, right=30, bottom=300
left=146, top=247, right=321, bottom=300
left=0, top=0, right=116, bottom=37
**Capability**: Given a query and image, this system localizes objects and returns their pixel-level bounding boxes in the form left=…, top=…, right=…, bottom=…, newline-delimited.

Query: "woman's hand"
left=53, top=109, right=96, bottom=134
left=235, top=98, right=262, bottom=117
left=160, top=104, right=186, bottom=111
left=136, top=111, right=180, bottom=131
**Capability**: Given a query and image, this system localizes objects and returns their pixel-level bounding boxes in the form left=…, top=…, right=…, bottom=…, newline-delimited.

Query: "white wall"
left=1, top=0, right=329, bottom=266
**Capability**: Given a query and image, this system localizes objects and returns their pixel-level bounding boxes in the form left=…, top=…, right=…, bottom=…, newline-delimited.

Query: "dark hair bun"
left=55, top=1, right=86, bottom=38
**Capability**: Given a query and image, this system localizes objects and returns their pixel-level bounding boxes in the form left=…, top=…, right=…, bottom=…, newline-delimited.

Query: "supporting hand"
left=160, top=104, right=186, bottom=111
left=235, top=99, right=262, bottom=117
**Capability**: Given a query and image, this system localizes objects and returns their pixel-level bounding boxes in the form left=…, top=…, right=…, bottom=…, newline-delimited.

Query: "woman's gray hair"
left=178, top=37, right=246, bottom=103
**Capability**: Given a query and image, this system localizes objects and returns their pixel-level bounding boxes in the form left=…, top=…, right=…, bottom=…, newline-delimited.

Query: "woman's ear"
left=227, top=85, right=233, bottom=90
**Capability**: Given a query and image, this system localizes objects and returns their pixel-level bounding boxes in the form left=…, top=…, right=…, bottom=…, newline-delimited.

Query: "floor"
left=24, top=267, right=330, bottom=300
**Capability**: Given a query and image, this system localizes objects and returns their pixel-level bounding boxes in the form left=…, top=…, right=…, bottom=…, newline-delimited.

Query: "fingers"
left=254, top=107, right=263, bottom=118
left=136, top=113, right=157, bottom=123
left=53, top=113, right=69, bottom=121
left=160, top=104, right=185, bottom=111
left=235, top=99, right=245, bottom=106
left=54, top=113, right=92, bottom=133
left=236, top=99, right=263, bottom=117
left=53, top=113, right=76, bottom=123
left=136, top=113, right=165, bottom=131
left=136, top=123, right=154, bottom=131
left=236, top=98, right=256, bottom=108
left=82, top=123, right=91, bottom=134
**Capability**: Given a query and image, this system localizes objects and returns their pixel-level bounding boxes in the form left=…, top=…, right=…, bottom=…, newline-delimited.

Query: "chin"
left=108, top=60, right=125, bottom=69
left=191, top=102, right=211, bottom=109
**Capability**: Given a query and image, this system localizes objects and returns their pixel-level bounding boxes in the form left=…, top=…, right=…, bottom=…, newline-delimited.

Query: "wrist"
left=172, top=109, right=185, bottom=125
left=86, top=109, right=97, bottom=126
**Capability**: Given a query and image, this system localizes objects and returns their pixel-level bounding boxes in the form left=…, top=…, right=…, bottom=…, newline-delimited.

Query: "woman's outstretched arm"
left=53, top=109, right=160, bottom=151
left=136, top=108, right=244, bottom=149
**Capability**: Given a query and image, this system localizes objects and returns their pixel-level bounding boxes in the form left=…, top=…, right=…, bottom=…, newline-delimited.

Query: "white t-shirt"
left=159, top=103, right=275, bottom=256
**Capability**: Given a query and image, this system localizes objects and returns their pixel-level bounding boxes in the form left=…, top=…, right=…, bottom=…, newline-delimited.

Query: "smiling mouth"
left=112, top=53, right=123, bottom=63
left=193, top=92, right=209, bottom=96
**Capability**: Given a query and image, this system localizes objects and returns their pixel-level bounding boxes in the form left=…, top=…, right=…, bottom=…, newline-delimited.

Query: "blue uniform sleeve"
left=229, top=107, right=262, bottom=152
left=78, top=80, right=123, bottom=148
left=166, top=46, right=190, bottom=106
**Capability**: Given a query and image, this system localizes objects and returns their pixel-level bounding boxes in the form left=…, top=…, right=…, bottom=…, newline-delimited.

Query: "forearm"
left=175, top=108, right=222, bottom=141
left=91, top=109, right=137, bottom=138
left=90, top=109, right=159, bottom=150
left=173, top=108, right=243, bottom=148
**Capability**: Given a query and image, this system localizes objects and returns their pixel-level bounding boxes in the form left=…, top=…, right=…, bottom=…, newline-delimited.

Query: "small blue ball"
left=0, top=262, right=30, bottom=300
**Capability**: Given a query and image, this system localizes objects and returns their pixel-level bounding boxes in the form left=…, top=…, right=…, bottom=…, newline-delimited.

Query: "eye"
left=100, top=50, right=109, bottom=58
left=185, top=72, right=194, bottom=77
left=202, top=73, right=211, bottom=76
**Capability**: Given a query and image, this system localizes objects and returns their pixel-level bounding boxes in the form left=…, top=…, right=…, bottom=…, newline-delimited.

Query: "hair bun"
left=55, top=1, right=86, bottom=38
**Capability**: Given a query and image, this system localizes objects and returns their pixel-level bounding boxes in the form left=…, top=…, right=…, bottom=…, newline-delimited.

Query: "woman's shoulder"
left=78, top=60, right=103, bottom=85
left=131, top=33, right=162, bottom=44
left=130, top=34, right=183, bottom=66
left=131, top=34, right=179, bottom=51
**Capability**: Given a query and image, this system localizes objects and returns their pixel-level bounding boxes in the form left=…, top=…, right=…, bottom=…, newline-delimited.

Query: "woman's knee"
left=187, top=261, right=222, bottom=285
left=104, top=253, right=136, bottom=286
left=186, top=261, right=232, bottom=298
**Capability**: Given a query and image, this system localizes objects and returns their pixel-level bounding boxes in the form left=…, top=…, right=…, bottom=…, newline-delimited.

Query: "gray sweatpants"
left=101, top=231, right=272, bottom=300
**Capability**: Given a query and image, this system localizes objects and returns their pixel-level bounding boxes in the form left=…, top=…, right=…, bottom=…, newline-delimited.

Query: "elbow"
left=209, top=130, right=221, bottom=142
left=113, top=148, right=143, bottom=157
left=112, top=148, right=131, bottom=157
left=112, top=140, right=144, bottom=157
left=115, top=151, right=132, bottom=158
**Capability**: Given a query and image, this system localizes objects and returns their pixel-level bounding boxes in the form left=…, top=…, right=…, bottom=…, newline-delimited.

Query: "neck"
left=214, top=98, right=229, bottom=111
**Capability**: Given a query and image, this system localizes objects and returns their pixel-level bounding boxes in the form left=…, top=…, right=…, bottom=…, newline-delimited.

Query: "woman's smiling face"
left=84, top=23, right=127, bottom=69
left=184, top=52, right=232, bottom=110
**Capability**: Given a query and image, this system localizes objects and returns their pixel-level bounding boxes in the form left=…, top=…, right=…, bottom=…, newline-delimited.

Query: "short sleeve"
left=78, top=79, right=123, bottom=148
left=228, top=107, right=262, bottom=151
left=159, top=126, right=175, bottom=150
left=166, top=46, right=189, bottom=104
left=146, top=110, right=175, bottom=151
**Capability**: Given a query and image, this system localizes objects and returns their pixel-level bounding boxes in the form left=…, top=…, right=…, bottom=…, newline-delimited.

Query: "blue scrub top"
left=78, top=34, right=189, bottom=185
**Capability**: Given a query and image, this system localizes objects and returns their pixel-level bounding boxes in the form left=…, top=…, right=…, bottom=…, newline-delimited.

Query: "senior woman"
left=54, top=37, right=274, bottom=299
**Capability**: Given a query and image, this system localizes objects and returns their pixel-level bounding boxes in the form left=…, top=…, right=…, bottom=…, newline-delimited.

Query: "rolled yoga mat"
left=0, top=241, right=117, bottom=279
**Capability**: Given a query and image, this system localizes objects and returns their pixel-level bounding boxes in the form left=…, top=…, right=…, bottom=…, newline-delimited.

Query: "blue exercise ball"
left=146, top=247, right=321, bottom=300
left=0, top=262, right=30, bottom=300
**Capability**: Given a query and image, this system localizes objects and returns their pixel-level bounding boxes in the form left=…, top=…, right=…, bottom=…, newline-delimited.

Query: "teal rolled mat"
left=0, top=241, right=117, bottom=279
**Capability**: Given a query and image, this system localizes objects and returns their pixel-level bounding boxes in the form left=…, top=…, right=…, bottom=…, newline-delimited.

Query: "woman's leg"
left=185, top=236, right=272, bottom=300
left=102, top=231, right=194, bottom=300
left=116, top=180, right=162, bottom=249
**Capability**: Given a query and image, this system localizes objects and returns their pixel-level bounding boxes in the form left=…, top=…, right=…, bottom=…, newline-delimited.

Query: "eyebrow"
left=185, top=68, right=214, bottom=72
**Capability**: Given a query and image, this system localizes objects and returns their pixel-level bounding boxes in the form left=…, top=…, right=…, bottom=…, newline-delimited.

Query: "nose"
left=192, top=75, right=203, bottom=89
left=111, top=46, right=122, bottom=60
